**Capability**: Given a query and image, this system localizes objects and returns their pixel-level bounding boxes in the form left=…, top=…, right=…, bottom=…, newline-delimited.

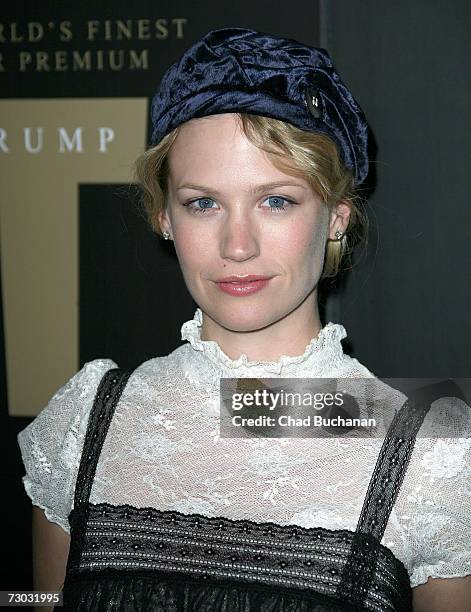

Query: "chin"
left=202, top=300, right=284, bottom=333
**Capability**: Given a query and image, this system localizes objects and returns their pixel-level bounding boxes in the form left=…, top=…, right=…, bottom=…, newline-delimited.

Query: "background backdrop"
left=1, top=0, right=470, bottom=592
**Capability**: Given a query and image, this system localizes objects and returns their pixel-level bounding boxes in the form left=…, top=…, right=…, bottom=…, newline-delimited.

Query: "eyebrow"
left=176, top=181, right=307, bottom=195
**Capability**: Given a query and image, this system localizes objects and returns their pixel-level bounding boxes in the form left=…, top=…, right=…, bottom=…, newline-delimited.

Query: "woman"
left=18, top=28, right=470, bottom=611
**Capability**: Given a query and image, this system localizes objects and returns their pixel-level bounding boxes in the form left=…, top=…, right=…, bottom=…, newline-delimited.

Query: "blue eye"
left=185, top=197, right=217, bottom=214
left=264, top=196, right=295, bottom=212
left=183, top=195, right=296, bottom=215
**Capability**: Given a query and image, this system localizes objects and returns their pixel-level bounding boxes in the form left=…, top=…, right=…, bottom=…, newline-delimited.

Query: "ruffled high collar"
left=180, top=308, right=348, bottom=378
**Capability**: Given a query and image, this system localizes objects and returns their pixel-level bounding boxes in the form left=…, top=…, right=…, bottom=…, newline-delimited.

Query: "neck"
left=200, top=291, right=322, bottom=363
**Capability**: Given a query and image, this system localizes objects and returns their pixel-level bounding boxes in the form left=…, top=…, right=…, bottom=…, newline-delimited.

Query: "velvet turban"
left=150, top=28, right=369, bottom=185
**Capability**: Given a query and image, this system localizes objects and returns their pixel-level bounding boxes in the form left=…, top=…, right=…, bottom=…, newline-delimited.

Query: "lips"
left=216, top=275, right=272, bottom=283
left=214, top=275, right=274, bottom=296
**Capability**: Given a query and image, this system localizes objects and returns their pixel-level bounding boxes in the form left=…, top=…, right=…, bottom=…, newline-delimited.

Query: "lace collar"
left=180, top=307, right=348, bottom=377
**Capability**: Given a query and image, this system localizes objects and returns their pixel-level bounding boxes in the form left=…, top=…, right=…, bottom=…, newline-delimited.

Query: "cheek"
left=172, top=225, right=212, bottom=278
left=269, top=212, right=328, bottom=269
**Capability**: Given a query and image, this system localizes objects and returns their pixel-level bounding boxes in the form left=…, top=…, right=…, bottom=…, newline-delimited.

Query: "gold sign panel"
left=0, top=98, right=148, bottom=416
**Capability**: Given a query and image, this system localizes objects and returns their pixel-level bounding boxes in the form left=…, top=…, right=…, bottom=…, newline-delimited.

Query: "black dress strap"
left=66, top=367, right=134, bottom=572
left=73, top=367, right=134, bottom=509
left=355, top=396, right=429, bottom=541
left=336, top=381, right=458, bottom=608
left=356, top=378, right=468, bottom=540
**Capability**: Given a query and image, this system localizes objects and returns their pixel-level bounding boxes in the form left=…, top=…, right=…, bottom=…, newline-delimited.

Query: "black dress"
left=59, top=368, right=430, bottom=611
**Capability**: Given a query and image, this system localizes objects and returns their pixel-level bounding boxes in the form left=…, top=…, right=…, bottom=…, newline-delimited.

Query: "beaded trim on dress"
left=180, top=308, right=348, bottom=376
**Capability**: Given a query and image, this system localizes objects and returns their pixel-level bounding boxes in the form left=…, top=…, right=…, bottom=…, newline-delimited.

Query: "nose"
left=219, top=210, right=260, bottom=263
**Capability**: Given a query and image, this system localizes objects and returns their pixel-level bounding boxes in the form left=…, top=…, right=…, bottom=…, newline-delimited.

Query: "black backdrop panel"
left=323, top=0, right=471, bottom=377
left=79, top=184, right=194, bottom=369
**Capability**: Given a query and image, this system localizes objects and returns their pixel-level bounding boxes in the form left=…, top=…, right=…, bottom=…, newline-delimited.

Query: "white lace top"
left=18, top=308, right=471, bottom=589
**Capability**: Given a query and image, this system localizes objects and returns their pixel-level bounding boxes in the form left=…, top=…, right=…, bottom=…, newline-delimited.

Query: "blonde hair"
left=133, top=114, right=367, bottom=278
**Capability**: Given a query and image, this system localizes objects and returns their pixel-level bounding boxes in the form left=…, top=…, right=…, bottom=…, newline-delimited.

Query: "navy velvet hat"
left=150, top=28, right=369, bottom=185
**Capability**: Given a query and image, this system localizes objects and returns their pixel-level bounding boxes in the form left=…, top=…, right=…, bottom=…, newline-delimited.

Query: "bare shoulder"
left=413, top=575, right=471, bottom=612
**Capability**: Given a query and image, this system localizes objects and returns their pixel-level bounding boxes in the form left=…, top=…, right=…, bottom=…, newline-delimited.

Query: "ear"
left=328, top=200, right=351, bottom=240
left=157, top=207, right=173, bottom=237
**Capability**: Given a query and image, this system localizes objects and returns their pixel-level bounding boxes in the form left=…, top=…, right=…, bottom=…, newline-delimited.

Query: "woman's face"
left=159, top=113, right=349, bottom=333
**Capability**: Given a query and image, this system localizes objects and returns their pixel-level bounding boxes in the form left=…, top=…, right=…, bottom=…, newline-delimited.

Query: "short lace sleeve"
left=391, top=396, right=471, bottom=588
left=17, top=359, right=118, bottom=534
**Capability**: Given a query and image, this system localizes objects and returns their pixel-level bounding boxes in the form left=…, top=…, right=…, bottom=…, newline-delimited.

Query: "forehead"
left=167, top=114, right=306, bottom=188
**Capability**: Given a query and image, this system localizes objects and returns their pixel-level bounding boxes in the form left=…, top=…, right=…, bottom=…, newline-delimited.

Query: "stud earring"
left=162, top=230, right=171, bottom=240
left=334, top=230, right=344, bottom=240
